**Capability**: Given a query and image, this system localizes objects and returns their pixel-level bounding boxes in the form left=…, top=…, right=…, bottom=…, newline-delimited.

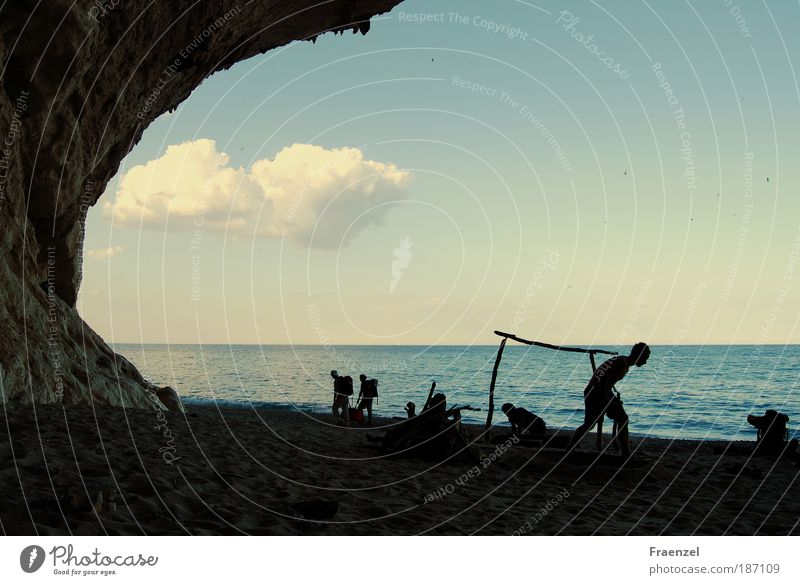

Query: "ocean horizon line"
left=111, top=341, right=800, bottom=347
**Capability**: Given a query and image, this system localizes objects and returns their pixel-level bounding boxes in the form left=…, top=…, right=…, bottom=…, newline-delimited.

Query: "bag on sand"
left=334, top=375, right=354, bottom=396
left=349, top=408, right=365, bottom=424
left=747, top=409, right=789, bottom=455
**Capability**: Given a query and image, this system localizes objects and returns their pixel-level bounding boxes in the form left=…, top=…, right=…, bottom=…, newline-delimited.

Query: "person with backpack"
left=357, top=374, right=379, bottom=426
left=330, top=370, right=353, bottom=426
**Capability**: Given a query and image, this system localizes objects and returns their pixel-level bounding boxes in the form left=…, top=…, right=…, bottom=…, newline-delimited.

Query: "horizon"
left=111, top=341, right=800, bottom=347
left=4, top=0, right=800, bottom=545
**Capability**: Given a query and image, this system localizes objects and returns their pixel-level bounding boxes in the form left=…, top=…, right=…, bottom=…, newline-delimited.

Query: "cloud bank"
left=104, top=139, right=412, bottom=248
left=86, top=246, right=123, bottom=259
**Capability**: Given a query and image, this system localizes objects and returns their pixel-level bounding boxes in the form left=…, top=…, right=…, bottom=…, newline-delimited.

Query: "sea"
left=114, top=344, right=800, bottom=442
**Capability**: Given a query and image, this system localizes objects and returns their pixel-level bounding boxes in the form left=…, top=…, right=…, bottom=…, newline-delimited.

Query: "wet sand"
left=1, top=403, right=798, bottom=535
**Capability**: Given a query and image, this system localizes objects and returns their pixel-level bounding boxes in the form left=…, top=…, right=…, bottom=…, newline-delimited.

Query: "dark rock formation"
left=0, top=0, right=403, bottom=408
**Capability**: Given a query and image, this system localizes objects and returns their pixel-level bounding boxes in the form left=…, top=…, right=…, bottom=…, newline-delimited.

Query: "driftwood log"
left=485, top=337, right=507, bottom=429
left=422, top=381, right=437, bottom=411
left=376, top=402, right=479, bottom=463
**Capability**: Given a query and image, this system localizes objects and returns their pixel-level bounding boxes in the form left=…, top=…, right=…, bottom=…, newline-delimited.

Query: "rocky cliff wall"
left=0, top=0, right=403, bottom=408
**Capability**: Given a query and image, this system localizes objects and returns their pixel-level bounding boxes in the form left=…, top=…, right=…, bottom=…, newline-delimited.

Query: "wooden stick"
left=494, top=331, right=617, bottom=356
left=486, top=337, right=507, bottom=429
left=588, top=352, right=602, bottom=449
left=422, top=381, right=436, bottom=411
left=447, top=405, right=481, bottom=414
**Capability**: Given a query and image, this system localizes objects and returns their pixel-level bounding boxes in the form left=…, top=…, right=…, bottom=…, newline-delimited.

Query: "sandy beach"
left=1, top=402, right=797, bottom=536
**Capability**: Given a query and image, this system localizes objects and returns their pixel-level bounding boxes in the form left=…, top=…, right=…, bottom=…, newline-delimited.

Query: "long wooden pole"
left=485, top=337, right=507, bottom=429
left=494, top=331, right=617, bottom=356
left=422, top=381, right=436, bottom=411
left=589, top=352, right=602, bottom=449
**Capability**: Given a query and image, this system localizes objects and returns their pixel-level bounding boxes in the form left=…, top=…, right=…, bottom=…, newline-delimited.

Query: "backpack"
left=334, top=375, right=353, bottom=396
left=364, top=379, right=379, bottom=398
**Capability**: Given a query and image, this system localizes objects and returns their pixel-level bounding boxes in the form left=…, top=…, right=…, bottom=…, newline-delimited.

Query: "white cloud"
left=86, top=246, right=123, bottom=259
left=104, top=139, right=412, bottom=248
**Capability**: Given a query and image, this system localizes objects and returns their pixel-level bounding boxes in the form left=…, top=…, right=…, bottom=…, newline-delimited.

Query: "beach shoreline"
left=1, top=402, right=797, bottom=535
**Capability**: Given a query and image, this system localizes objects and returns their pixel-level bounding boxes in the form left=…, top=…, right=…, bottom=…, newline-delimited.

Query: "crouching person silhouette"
left=566, top=342, right=650, bottom=456
left=501, top=403, right=546, bottom=436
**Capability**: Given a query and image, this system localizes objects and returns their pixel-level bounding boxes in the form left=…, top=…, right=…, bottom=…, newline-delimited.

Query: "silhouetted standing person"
left=567, top=342, right=651, bottom=456
left=356, top=374, right=379, bottom=426
left=330, top=370, right=353, bottom=426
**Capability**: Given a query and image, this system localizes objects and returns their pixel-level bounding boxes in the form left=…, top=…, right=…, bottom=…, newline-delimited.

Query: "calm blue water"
left=114, top=344, right=800, bottom=441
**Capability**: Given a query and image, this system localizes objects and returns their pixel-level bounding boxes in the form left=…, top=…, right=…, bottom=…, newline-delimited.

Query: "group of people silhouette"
left=330, top=370, right=379, bottom=426
left=328, top=343, right=652, bottom=455
left=499, top=342, right=650, bottom=455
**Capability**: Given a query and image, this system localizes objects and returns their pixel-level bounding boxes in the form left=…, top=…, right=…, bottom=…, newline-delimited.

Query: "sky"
left=78, top=0, right=800, bottom=346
